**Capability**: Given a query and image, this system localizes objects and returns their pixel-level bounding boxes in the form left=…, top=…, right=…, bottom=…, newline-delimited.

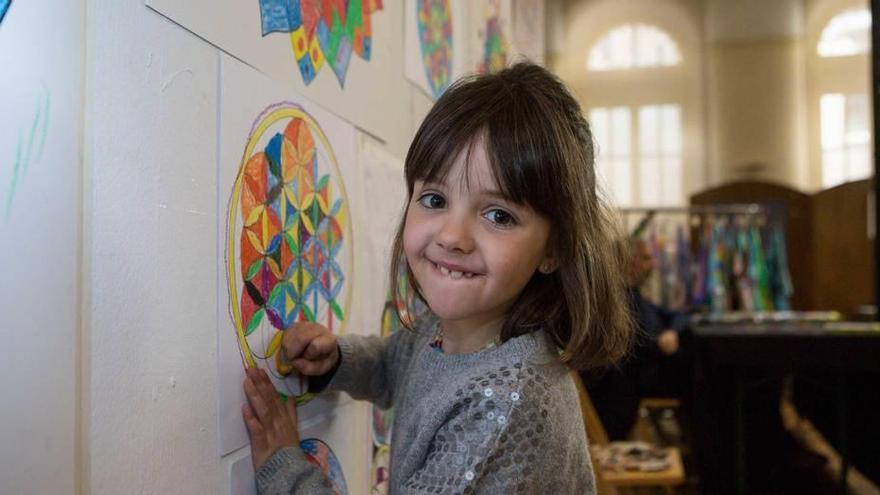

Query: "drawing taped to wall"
left=415, top=0, right=452, bottom=98
left=404, top=0, right=469, bottom=101
left=258, top=0, right=384, bottom=87
left=476, top=0, right=509, bottom=74
left=300, top=438, right=349, bottom=494
left=218, top=55, right=358, bottom=456
left=226, top=101, right=352, bottom=405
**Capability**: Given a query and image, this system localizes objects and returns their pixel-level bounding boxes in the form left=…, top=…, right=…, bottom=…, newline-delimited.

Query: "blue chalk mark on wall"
left=5, top=86, right=50, bottom=221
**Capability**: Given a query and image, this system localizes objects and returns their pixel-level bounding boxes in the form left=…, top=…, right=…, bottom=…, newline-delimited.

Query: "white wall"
left=0, top=0, right=84, bottom=492
left=83, top=0, right=435, bottom=493
left=85, top=0, right=220, bottom=491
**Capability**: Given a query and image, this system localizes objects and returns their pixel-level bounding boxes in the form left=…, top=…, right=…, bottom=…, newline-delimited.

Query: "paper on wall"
left=217, top=53, right=359, bottom=456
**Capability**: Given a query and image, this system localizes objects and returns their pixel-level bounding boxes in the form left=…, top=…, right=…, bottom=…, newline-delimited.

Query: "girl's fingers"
left=242, top=404, right=266, bottom=442
left=281, top=324, right=325, bottom=363
left=254, top=368, right=283, bottom=417
left=291, top=358, right=331, bottom=376
left=302, top=335, right=334, bottom=360
left=243, top=377, right=271, bottom=424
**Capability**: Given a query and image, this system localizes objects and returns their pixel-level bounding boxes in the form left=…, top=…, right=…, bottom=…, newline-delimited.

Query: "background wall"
left=549, top=0, right=871, bottom=194
left=0, top=0, right=84, bottom=492
left=704, top=0, right=809, bottom=188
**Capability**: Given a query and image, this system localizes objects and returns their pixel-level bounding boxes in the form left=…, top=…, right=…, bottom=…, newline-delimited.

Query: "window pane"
left=848, top=143, right=871, bottom=180
left=821, top=94, right=845, bottom=149
left=640, top=156, right=661, bottom=206
left=662, top=155, right=683, bottom=206
left=587, top=23, right=681, bottom=71
left=821, top=93, right=872, bottom=188
left=846, top=93, right=870, bottom=144
left=614, top=157, right=633, bottom=205
left=661, top=105, right=682, bottom=154
left=822, top=149, right=846, bottom=188
left=639, top=105, right=659, bottom=155
left=638, top=104, right=682, bottom=206
left=611, top=107, right=631, bottom=154
left=590, top=107, right=632, bottom=205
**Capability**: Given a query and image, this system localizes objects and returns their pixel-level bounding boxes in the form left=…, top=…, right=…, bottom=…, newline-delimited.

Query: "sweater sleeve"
left=255, top=447, right=336, bottom=495
left=312, top=326, right=426, bottom=409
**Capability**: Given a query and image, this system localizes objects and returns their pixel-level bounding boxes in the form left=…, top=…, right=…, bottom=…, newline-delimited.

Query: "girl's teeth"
left=436, top=263, right=472, bottom=279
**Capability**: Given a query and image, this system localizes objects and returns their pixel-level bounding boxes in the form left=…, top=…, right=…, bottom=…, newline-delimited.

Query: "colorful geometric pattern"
left=478, top=1, right=508, bottom=74
left=258, top=0, right=384, bottom=87
left=227, top=102, right=351, bottom=404
left=416, top=0, right=452, bottom=99
left=300, top=438, right=349, bottom=494
left=0, top=0, right=11, bottom=24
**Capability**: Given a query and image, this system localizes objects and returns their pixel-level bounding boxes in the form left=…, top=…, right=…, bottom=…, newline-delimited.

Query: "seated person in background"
left=580, top=238, right=690, bottom=441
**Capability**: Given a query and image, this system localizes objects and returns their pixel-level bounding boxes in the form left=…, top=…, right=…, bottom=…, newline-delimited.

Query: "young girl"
left=242, top=62, right=632, bottom=494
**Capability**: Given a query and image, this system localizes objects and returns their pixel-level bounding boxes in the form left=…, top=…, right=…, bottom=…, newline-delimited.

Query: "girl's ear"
left=538, top=257, right=558, bottom=275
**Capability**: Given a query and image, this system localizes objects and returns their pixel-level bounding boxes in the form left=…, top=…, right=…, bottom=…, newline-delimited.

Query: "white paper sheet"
left=355, top=136, right=407, bottom=337
left=217, top=54, right=359, bottom=456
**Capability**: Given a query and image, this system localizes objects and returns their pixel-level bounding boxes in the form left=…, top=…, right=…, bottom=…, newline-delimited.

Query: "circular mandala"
left=417, top=0, right=453, bottom=98
left=227, top=102, right=352, bottom=404
left=301, top=438, right=349, bottom=495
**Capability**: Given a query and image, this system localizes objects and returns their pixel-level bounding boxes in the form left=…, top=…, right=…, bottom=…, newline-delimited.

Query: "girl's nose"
left=435, top=215, right=475, bottom=253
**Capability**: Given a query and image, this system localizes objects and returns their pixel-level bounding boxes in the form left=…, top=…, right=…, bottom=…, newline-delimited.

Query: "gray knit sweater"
left=255, top=317, right=596, bottom=494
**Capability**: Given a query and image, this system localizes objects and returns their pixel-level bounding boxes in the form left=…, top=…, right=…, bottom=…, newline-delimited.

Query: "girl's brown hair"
left=390, top=62, right=632, bottom=370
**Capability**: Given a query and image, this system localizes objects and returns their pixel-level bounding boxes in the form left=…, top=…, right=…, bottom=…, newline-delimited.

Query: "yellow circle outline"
left=227, top=104, right=353, bottom=372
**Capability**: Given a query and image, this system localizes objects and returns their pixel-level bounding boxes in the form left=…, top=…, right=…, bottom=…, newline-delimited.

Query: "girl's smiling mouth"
left=428, top=258, right=483, bottom=280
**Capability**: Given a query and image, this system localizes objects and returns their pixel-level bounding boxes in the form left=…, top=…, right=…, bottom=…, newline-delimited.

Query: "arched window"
left=587, top=24, right=681, bottom=71
left=817, top=8, right=871, bottom=57
left=586, top=24, right=686, bottom=206
left=813, top=7, right=872, bottom=189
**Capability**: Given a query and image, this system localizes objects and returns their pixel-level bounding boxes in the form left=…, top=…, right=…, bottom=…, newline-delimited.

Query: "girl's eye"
left=418, top=193, right=446, bottom=209
left=484, top=209, right=517, bottom=227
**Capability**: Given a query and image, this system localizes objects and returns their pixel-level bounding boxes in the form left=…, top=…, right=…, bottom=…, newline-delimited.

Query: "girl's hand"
left=242, top=367, right=300, bottom=471
left=279, top=322, right=340, bottom=376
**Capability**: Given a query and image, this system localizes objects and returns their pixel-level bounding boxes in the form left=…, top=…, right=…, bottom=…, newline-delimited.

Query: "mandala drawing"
left=259, top=0, right=384, bottom=87
left=226, top=102, right=352, bottom=404
left=477, top=0, right=508, bottom=74
left=416, top=0, right=452, bottom=98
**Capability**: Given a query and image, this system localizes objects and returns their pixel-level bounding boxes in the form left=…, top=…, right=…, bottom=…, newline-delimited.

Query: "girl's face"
left=403, top=141, right=554, bottom=331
